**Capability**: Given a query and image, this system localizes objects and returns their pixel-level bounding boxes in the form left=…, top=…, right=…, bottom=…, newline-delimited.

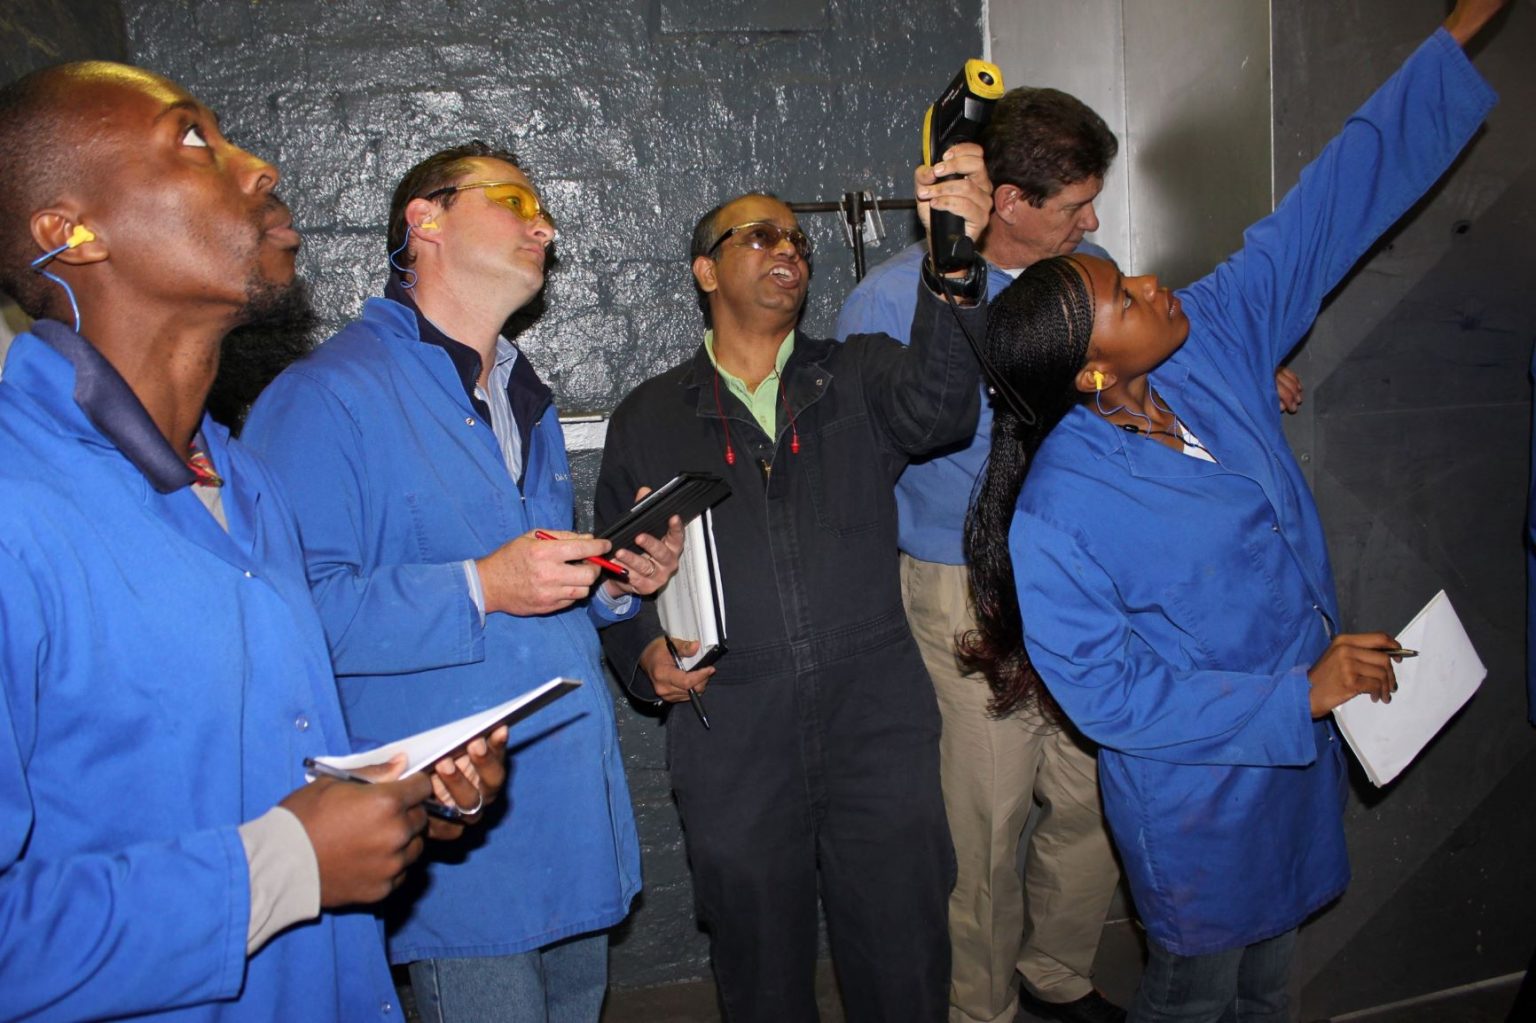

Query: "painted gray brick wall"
left=0, top=0, right=128, bottom=82
left=0, top=2, right=129, bottom=357
left=120, top=0, right=981, bottom=988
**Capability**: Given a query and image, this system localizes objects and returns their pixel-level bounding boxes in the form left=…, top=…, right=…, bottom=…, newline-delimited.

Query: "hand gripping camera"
left=923, top=59, right=1005, bottom=272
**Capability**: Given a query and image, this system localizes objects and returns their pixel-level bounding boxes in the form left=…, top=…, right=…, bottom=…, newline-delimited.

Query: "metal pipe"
left=787, top=195, right=917, bottom=281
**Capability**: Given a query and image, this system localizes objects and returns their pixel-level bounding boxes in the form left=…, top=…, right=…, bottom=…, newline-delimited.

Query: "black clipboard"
left=600, top=472, right=731, bottom=553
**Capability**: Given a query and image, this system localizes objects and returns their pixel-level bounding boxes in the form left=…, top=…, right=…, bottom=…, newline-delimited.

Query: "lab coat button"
left=1272, top=523, right=1280, bottom=533
left=294, top=715, right=309, bottom=732
left=381, top=1001, right=394, bottom=1015
left=465, top=417, right=476, bottom=427
left=243, top=570, right=254, bottom=578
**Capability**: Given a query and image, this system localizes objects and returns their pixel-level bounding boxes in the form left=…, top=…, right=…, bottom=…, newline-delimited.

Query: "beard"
left=240, top=264, right=304, bottom=328
left=206, top=271, right=317, bottom=434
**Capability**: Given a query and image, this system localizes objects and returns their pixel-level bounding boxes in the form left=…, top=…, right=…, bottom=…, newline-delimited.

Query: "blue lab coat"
left=0, top=325, right=400, bottom=1020
left=243, top=297, right=641, bottom=963
left=1010, top=29, right=1496, bottom=955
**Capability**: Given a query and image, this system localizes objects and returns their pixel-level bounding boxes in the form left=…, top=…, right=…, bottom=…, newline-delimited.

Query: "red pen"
left=533, top=530, right=630, bottom=579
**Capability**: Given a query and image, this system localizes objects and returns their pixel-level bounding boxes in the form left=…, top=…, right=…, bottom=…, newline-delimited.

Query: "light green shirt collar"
left=703, top=329, right=795, bottom=439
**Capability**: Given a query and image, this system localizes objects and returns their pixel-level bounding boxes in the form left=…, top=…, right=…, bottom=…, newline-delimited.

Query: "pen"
left=302, top=757, right=470, bottom=821
left=665, top=636, right=711, bottom=730
left=533, top=529, right=630, bottom=579
left=1382, top=648, right=1418, bottom=658
left=303, top=757, right=371, bottom=783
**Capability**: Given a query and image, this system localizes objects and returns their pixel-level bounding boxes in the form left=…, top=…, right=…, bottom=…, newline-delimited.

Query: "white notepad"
left=657, top=510, right=727, bottom=671
left=1333, top=591, right=1485, bottom=786
left=310, top=677, right=581, bottom=778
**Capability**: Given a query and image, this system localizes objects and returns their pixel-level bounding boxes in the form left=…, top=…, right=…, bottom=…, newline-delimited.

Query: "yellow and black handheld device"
left=923, top=58, right=1004, bottom=272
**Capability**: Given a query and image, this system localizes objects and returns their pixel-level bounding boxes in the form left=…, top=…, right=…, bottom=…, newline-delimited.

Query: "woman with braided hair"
left=960, top=3, right=1505, bottom=1019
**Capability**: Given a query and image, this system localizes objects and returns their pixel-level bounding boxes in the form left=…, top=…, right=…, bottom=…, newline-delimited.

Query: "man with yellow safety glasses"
left=244, top=141, right=685, bottom=1023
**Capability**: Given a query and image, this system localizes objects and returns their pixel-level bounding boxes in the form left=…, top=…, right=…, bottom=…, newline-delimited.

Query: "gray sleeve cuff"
left=238, top=806, right=321, bottom=955
left=591, top=582, right=636, bottom=619
left=463, top=559, right=487, bottom=625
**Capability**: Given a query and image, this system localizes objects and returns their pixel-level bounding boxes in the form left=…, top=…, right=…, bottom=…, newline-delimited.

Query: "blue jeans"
left=408, top=932, right=608, bottom=1023
left=1131, top=929, right=1296, bottom=1023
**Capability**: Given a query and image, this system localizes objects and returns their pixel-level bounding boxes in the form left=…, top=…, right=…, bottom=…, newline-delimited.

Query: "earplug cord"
left=29, top=225, right=94, bottom=334
left=388, top=226, right=418, bottom=289
left=935, top=268, right=1037, bottom=427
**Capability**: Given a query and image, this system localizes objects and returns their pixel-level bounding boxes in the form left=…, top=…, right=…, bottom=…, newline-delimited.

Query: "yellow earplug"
left=66, top=225, right=95, bottom=248
left=420, top=220, right=439, bottom=231
left=1092, top=370, right=1105, bottom=391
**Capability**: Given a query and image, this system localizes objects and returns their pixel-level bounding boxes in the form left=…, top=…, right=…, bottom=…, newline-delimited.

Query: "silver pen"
left=302, top=757, right=469, bottom=821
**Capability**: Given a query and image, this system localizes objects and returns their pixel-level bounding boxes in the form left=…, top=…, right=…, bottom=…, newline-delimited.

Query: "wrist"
left=922, top=254, right=986, bottom=304
left=640, top=634, right=667, bottom=667
left=471, top=557, right=499, bottom=615
left=634, top=639, right=667, bottom=691
left=1444, top=3, right=1498, bottom=47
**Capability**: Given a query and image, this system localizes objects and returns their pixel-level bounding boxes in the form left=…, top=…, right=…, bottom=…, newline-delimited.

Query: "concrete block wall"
left=119, top=0, right=982, bottom=988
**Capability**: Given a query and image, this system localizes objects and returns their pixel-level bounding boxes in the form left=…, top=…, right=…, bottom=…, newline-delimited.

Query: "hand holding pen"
left=474, top=529, right=622, bottom=617
left=533, top=530, right=629, bottom=577
left=1307, top=632, right=1411, bottom=719
left=640, top=635, right=716, bottom=727
left=666, top=637, right=711, bottom=730
left=592, top=485, right=688, bottom=602
left=281, top=753, right=435, bottom=907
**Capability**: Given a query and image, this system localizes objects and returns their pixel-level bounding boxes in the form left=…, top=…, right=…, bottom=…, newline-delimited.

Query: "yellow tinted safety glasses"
left=425, top=180, right=553, bottom=226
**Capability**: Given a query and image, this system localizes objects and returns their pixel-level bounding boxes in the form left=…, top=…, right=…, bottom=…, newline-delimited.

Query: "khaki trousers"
left=900, top=555, right=1121, bottom=1023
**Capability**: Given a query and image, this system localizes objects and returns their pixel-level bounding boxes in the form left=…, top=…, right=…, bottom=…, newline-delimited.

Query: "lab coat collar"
left=28, top=319, right=197, bottom=493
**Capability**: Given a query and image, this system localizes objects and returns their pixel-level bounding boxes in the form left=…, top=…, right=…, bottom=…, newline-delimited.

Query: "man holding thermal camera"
left=594, top=149, right=990, bottom=1020
left=837, top=89, right=1127, bottom=1023
left=243, top=143, right=684, bottom=1023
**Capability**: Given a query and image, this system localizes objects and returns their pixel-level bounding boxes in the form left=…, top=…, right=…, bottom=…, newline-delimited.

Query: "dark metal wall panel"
left=987, top=0, right=1274, bottom=288
left=119, top=0, right=982, bottom=989
left=1121, top=0, right=1272, bottom=289
left=121, top=0, right=971, bottom=402
left=1310, top=745, right=1536, bottom=1011
left=1271, top=1, right=1536, bottom=1016
left=991, top=3, right=1536, bottom=1014
left=986, top=0, right=1131, bottom=279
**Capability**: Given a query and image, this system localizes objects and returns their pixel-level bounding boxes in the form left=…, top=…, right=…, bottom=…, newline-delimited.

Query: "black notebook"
left=600, top=472, right=731, bottom=553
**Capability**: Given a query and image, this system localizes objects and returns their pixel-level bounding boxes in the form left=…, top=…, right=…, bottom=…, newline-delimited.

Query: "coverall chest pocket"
left=1158, top=536, right=1299, bottom=669
left=802, top=412, right=883, bottom=537
left=405, top=489, right=513, bottom=561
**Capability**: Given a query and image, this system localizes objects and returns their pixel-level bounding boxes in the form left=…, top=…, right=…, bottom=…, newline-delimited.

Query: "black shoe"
left=1017, top=987, right=1127, bottom=1023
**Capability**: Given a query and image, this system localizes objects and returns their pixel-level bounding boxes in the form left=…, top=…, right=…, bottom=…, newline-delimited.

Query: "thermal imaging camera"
left=923, top=59, right=1004, bottom=272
